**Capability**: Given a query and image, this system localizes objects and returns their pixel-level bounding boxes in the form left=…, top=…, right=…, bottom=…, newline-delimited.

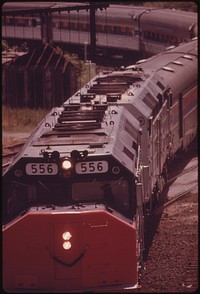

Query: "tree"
left=143, top=1, right=197, bottom=12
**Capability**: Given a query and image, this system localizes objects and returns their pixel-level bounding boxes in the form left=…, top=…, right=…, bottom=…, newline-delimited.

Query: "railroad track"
left=182, top=258, right=198, bottom=291
left=2, top=142, right=25, bottom=173
left=149, top=155, right=198, bottom=292
left=167, top=164, right=197, bottom=185
left=153, top=155, right=197, bottom=215
left=141, top=191, right=198, bottom=293
left=174, top=192, right=198, bottom=293
left=3, top=142, right=25, bottom=151
left=154, top=184, right=198, bottom=215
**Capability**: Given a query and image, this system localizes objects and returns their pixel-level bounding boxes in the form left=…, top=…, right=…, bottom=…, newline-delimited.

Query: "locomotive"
left=2, top=2, right=198, bottom=58
left=2, top=38, right=197, bottom=292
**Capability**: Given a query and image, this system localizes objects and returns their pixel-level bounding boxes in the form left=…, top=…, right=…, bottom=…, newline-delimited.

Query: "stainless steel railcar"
left=2, top=38, right=197, bottom=292
left=2, top=2, right=197, bottom=57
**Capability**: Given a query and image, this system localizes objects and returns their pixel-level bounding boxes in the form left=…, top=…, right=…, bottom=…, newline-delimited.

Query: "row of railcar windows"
left=3, top=17, right=134, bottom=36
left=143, top=30, right=185, bottom=44
left=3, top=16, right=187, bottom=42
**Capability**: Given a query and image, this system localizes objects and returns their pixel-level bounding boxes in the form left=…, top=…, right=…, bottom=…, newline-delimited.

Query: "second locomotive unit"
left=3, top=38, right=197, bottom=292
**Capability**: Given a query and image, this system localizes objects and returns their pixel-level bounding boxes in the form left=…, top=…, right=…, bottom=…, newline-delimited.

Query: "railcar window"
left=97, top=24, right=102, bottom=33
left=9, top=17, right=15, bottom=25
left=2, top=16, right=7, bottom=25
left=31, top=19, right=37, bottom=27
left=113, top=26, right=119, bottom=34
left=72, top=179, right=129, bottom=212
left=107, top=25, right=112, bottom=33
left=121, top=26, right=126, bottom=34
left=25, top=19, right=29, bottom=27
left=60, top=21, right=68, bottom=29
left=70, top=22, right=76, bottom=30
left=79, top=22, right=85, bottom=30
left=126, top=27, right=133, bottom=36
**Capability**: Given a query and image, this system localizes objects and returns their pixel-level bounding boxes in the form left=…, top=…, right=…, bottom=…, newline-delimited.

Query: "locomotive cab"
left=3, top=151, right=138, bottom=224
left=3, top=151, right=139, bottom=292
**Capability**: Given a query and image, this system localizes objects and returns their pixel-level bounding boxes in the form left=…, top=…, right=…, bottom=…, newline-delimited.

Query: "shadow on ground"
left=143, top=137, right=197, bottom=261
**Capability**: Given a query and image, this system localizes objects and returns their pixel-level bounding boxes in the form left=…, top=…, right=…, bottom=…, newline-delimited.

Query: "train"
left=2, top=2, right=198, bottom=60
left=2, top=37, right=197, bottom=292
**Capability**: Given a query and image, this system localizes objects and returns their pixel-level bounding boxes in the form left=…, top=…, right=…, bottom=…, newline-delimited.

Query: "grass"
left=2, top=106, right=50, bottom=132
left=2, top=62, right=97, bottom=146
left=2, top=106, right=50, bottom=147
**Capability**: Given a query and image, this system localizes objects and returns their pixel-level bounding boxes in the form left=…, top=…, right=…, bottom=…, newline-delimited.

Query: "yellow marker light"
left=62, top=159, right=72, bottom=170
left=63, top=241, right=72, bottom=250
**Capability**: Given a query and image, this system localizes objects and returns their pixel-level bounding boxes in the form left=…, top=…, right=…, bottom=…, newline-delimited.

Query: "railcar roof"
left=138, top=39, right=197, bottom=72
left=137, top=39, right=197, bottom=97
left=2, top=2, right=197, bottom=22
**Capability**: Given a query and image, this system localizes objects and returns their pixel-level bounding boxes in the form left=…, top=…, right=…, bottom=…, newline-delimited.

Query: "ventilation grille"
left=87, top=75, right=142, bottom=95
left=53, top=106, right=107, bottom=131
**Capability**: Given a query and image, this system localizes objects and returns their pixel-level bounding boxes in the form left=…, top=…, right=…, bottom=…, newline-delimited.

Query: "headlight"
left=63, top=241, right=72, bottom=250
left=61, top=159, right=72, bottom=170
left=62, top=231, right=72, bottom=250
left=62, top=231, right=72, bottom=240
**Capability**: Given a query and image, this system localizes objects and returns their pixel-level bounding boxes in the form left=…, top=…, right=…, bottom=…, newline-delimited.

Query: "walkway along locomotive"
left=2, top=38, right=197, bottom=292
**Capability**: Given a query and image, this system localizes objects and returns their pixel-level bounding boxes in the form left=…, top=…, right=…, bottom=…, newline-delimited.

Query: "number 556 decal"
left=26, top=163, right=58, bottom=175
left=75, top=161, right=108, bottom=174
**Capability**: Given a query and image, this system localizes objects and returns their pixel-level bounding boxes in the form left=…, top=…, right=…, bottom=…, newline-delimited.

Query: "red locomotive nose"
left=3, top=209, right=137, bottom=292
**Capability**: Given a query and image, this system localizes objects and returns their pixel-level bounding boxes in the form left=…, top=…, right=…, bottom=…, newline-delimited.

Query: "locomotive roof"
left=4, top=39, right=197, bottom=175
left=16, top=39, right=198, bottom=145
left=138, top=38, right=197, bottom=97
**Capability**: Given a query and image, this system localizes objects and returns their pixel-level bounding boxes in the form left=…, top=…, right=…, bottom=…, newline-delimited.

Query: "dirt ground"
left=140, top=192, right=198, bottom=293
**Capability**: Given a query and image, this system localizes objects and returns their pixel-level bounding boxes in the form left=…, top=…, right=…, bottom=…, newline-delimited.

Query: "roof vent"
left=165, top=45, right=175, bottom=51
left=182, top=54, right=193, bottom=60
left=53, top=107, right=107, bottom=131
left=136, top=59, right=146, bottom=65
left=106, top=93, right=121, bottom=102
left=172, top=60, right=183, bottom=66
left=162, top=66, right=174, bottom=72
left=80, top=94, right=95, bottom=103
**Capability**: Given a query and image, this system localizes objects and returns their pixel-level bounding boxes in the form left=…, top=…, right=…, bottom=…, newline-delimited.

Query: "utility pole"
left=136, top=10, right=150, bottom=57
left=41, top=12, right=53, bottom=45
left=90, top=2, right=96, bottom=62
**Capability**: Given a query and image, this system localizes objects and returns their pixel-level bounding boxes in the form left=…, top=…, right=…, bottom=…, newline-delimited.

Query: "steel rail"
left=3, top=142, right=25, bottom=150
left=154, top=185, right=198, bottom=215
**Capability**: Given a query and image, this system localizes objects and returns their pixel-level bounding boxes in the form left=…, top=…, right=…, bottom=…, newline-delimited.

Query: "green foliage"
left=143, top=1, right=197, bottom=12
left=2, top=40, right=29, bottom=52
left=62, top=51, right=96, bottom=88
left=53, top=47, right=97, bottom=88
left=2, top=40, right=9, bottom=51
left=108, top=1, right=197, bottom=12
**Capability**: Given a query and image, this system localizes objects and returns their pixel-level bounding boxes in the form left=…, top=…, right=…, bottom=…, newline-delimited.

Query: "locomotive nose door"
left=51, top=222, right=83, bottom=284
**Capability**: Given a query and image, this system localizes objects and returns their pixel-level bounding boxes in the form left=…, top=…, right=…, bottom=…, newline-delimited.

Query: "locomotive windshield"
left=72, top=178, right=130, bottom=211
left=3, top=175, right=136, bottom=224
